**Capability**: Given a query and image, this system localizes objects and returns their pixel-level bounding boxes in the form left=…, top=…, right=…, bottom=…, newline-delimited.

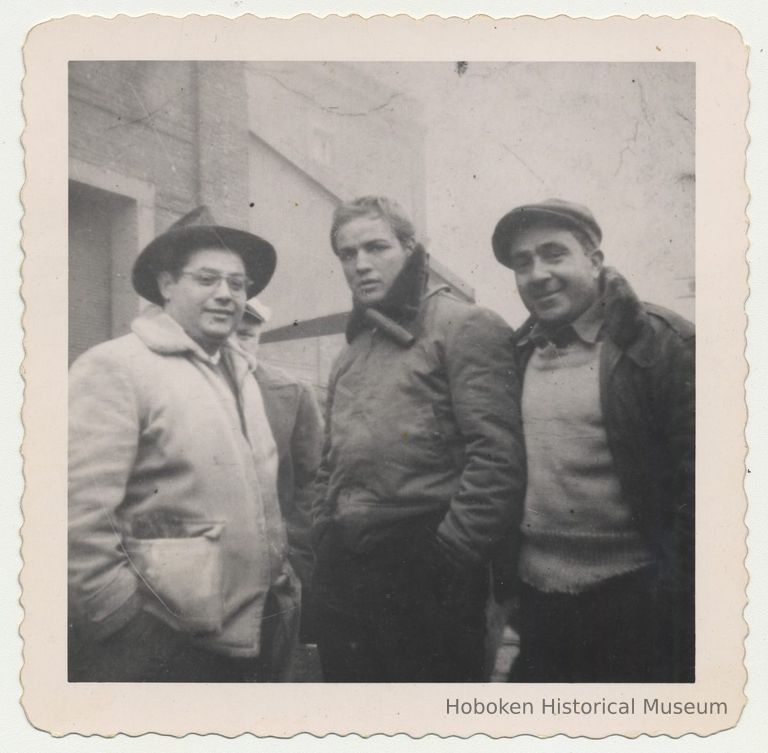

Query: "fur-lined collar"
left=345, top=244, right=430, bottom=344
left=131, top=305, right=256, bottom=378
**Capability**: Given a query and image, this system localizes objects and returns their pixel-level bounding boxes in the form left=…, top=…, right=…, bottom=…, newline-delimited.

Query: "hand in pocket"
left=124, top=521, right=225, bottom=634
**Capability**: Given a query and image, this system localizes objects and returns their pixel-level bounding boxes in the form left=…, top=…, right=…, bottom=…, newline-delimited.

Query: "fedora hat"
left=132, top=206, right=277, bottom=305
left=492, top=198, right=602, bottom=268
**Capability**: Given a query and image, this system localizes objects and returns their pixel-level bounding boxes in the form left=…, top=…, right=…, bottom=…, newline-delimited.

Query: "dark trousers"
left=510, top=567, right=694, bottom=683
left=69, top=593, right=285, bottom=683
left=314, top=531, right=488, bottom=683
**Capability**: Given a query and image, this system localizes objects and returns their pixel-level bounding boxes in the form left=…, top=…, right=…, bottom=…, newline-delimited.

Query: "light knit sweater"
left=518, top=336, right=655, bottom=593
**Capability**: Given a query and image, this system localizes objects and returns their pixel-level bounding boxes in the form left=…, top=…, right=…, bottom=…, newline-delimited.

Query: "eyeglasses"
left=179, top=271, right=252, bottom=293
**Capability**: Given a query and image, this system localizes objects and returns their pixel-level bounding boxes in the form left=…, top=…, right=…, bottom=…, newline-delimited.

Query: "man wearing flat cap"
left=236, top=298, right=324, bottom=643
left=312, top=196, right=526, bottom=682
left=68, top=207, right=300, bottom=682
left=493, top=198, right=695, bottom=682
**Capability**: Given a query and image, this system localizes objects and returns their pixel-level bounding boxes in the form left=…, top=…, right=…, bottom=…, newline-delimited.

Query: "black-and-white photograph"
left=67, top=60, right=695, bottom=685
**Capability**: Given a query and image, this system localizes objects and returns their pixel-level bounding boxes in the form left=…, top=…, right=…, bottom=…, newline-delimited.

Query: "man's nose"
left=213, top=277, right=234, bottom=299
left=529, top=258, right=552, bottom=282
left=355, top=249, right=374, bottom=272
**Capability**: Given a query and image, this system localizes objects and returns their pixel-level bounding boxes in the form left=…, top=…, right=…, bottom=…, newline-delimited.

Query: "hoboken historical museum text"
left=445, top=697, right=728, bottom=717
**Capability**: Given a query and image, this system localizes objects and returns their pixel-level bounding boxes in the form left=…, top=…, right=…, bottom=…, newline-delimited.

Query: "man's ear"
left=590, top=249, right=605, bottom=276
left=156, top=271, right=175, bottom=303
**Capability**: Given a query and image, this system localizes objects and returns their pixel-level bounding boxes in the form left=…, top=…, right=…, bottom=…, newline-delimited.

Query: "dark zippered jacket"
left=312, top=247, right=526, bottom=567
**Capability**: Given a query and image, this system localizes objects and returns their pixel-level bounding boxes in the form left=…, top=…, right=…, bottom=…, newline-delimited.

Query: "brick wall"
left=196, top=62, right=252, bottom=229
left=69, top=61, right=200, bottom=235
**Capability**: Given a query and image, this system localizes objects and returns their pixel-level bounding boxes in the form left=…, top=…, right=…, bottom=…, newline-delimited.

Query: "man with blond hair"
left=312, top=196, right=526, bottom=682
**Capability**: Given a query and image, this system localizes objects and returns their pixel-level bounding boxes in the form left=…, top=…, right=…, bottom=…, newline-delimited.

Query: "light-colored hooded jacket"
left=68, top=306, right=297, bottom=658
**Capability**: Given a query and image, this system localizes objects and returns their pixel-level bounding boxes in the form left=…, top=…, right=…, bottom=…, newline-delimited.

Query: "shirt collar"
left=518, top=296, right=605, bottom=348
left=571, top=297, right=605, bottom=344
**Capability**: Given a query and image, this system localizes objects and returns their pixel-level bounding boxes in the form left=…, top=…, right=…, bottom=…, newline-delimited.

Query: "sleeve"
left=310, top=371, right=337, bottom=538
left=68, top=346, right=144, bottom=639
left=286, top=382, right=324, bottom=548
left=435, top=307, right=527, bottom=565
left=657, top=329, right=696, bottom=598
left=644, top=325, right=695, bottom=679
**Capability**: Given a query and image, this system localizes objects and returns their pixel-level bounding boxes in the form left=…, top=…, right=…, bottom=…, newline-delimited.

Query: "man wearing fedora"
left=236, top=298, right=324, bottom=643
left=312, top=196, right=526, bottom=682
left=492, top=198, right=695, bottom=682
left=68, top=207, right=300, bottom=682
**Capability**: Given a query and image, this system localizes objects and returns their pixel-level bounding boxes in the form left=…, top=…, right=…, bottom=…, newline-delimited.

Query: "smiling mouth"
left=533, top=290, right=562, bottom=303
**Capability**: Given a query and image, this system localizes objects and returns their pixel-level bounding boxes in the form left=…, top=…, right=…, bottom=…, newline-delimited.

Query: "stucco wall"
left=361, top=62, right=695, bottom=326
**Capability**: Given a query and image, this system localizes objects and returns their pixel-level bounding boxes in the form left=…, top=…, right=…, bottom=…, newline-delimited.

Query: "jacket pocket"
left=123, top=521, right=225, bottom=635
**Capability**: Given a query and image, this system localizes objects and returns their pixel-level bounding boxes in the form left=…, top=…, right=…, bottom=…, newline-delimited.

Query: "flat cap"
left=492, top=198, right=602, bottom=268
left=243, top=296, right=272, bottom=324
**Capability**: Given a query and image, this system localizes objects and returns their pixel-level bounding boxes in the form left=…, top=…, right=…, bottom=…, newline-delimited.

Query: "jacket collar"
left=515, top=267, right=660, bottom=367
left=345, top=244, right=433, bottom=345
left=131, top=305, right=257, bottom=381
